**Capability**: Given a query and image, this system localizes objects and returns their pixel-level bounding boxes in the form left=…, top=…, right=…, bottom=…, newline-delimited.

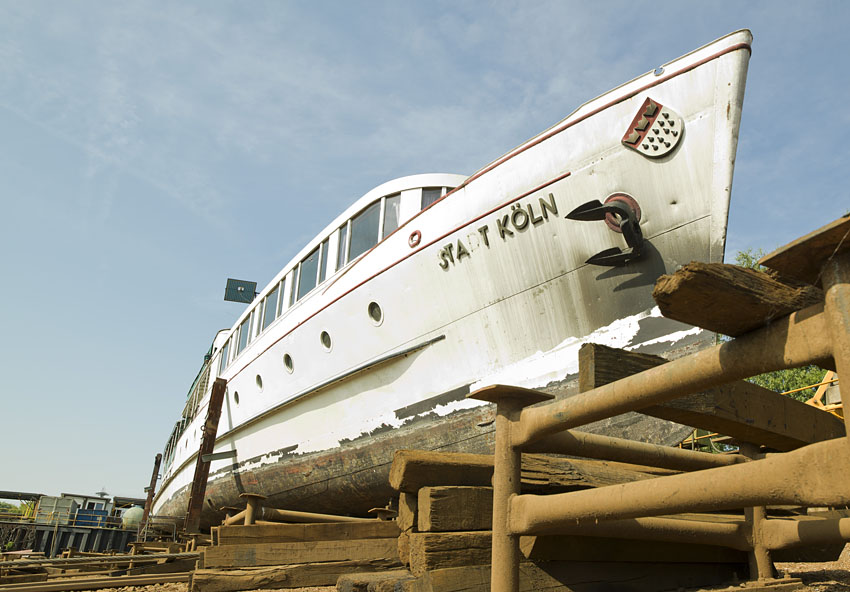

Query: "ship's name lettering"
left=438, top=193, right=558, bottom=270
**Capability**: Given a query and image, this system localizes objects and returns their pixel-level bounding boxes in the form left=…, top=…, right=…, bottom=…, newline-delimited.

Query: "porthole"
left=255, top=374, right=263, bottom=391
left=234, top=391, right=240, bottom=405
left=320, top=331, right=332, bottom=351
left=368, top=301, right=383, bottom=325
left=283, top=353, right=294, bottom=373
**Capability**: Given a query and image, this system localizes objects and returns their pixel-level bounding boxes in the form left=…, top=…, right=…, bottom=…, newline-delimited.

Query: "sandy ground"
left=92, top=545, right=850, bottom=592
left=774, top=543, right=850, bottom=592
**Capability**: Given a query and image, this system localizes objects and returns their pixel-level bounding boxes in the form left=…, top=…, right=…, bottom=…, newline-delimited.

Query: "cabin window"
left=337, top=223, right=348, bottom=270
left=297, top=246, right=320, bottom=300
left=348, top=201, right=380, bottom=261
left=263, top=286, right=279, bottom=331
left=219, top=341, right=230, bottom=373
left=319, top=237, right=330, bottom=283
left=421, top=187, right=443, bottom=209
left=382, top=193, right=401, bottom=238
left=237, top=316, right=250, bottom=354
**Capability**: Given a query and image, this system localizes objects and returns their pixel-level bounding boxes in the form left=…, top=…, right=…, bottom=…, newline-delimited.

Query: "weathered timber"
left=405, top=562, right=747, bottom=592
left=760, top=214, right=850, bottom=286
left=408, top=531, right=491, bottom=577
left=398, top=492, right=418, bottom=533
left=389, top=450, right=659, bottom=494
left=190, top=559, right=400, bottom=592
left=215, top=520, right=399, bottom=545
left=0, top=573, right=191, bottom=592
left=519, top=534, right=745, bottom=563
left=186, top=377, right=227, bottom=533
left=407, top=530, right=746, bottom=579
left=418, top=487, right=493, bottom=532
left=201, top=537, right=401, bottom=569
left=0, top=573, right=48, bottom=585
left=652, top=261, right=823, bottom=337
left=397, top=532, right=411, bottom=567
left=337, top=568, right=416, bottom=592
left=579, top=342, right=845, bottom=450
left=123, top=557, right=197, bottom=575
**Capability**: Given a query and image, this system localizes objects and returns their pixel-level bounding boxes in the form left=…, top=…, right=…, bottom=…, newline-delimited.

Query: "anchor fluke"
left=566, top=196, right=645, bottom=267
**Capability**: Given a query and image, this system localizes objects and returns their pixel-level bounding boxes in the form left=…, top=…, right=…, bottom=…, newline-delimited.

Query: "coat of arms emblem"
left=622, top=97, right=683, bottom=158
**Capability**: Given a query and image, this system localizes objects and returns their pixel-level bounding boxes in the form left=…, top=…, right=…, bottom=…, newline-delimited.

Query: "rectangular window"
left=263, top=286, right=279, bottom=331
left=237, top=316, right=250, bottom=354
left=421, top=187, right=442, bottom=210
left=219, top=340, right=230, bottom=373
left=337, top=223, right=348, bottom=269
left=297, top=246, right=320, bottom=300
left=348, top=200, right=380, bottom=261
left=319, top=237, right=330, bottom=282
left=382, top=193, right=401, bottom=238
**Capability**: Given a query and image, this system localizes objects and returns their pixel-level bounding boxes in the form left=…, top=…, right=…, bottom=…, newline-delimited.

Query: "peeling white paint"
left=471, top=307, right=657, bottom=391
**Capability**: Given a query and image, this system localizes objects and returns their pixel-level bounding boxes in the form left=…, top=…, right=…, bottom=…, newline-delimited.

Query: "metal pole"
left=740, top=443, right=773, bottom=581
left=514, top=305, right=831, bottom=447
left=510, top=438, right=850, bottom=533
left=524, top=429, right=745, bottom=471
left=821, top=251, right=850, bottom=437
left=470, top=386, right=552, bottom=592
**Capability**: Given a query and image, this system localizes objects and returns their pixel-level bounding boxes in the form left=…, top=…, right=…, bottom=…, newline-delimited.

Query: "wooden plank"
left=406, top=561, right=745, bottom=592
left=190, top=559, right=400, bottom=592
left=215, top=520, right=399, bottom=545
left=407, top=530, right=745, bottom=580
left=759, top=215, right=850, bottom=285
left=519, top=534, right=745, bottom=563
left=0, top=573, right=190, bottom=592
left=579, top=343, right=846, bottom=450
left=0, top=573, right=47, bottom=585
left=201, top=537, right=401, bottom=569
left=408, top=532, right=491, bottom=577
left=337, top=569, right=415, bottom=592
left=398, top=492, right=418, bottom=533
left=652, top=261, right=822, bottom=336
left=397, top=532, right=411, bottom=567
left=390, top=450, right=659, bottom=495
left=418, top=487, right=492, bottom=532
left=123, top=557, right=196, bottom=575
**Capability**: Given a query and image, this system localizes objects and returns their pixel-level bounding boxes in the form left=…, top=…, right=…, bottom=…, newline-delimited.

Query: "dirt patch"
left=775, top=543, right=850, bottom=592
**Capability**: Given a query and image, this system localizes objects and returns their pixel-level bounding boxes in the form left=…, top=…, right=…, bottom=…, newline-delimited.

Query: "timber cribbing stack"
left=480, top=214, right=850, bottom=592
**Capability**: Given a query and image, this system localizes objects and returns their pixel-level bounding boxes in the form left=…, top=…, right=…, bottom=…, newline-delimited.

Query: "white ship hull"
left=152, top=30, right=752, bottom=526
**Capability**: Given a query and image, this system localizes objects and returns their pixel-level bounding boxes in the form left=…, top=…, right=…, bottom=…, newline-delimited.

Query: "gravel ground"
left=775, top=543, right=850, bottom=592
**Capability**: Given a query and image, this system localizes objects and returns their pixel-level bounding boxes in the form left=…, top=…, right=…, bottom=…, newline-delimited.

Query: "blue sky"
left=1, top=1, right=848, bottom=499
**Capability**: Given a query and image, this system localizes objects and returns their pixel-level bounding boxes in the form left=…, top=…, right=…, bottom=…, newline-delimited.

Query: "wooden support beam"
left=336, top=569, right=415, bottom=592
left=759, top=215, right=850, bottom=286
left=389, top=449, right=663, bottom=495
left=408, top=531, right=491, bottom=577
left=418, top=487, right=493, bottom=532
left=189, top=559, right=401, bottom=592
left=215, top=520, right=399, bottom=545
left=201, top=537, right=401, bottom=569
left=408, top=530, right=747, bottom=579
left=406, top=562, right=748, bottom=592
left=0, top=573, right=190, bottom=592
left=652, top=261, right=823, bottom=337
left=579, top=343, right=845, bottom=450
left=138, top=453, right=161, bottom=537
left=398, top=492, right=418, bottom=533
left=185, top=378, right=227, bottom=534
